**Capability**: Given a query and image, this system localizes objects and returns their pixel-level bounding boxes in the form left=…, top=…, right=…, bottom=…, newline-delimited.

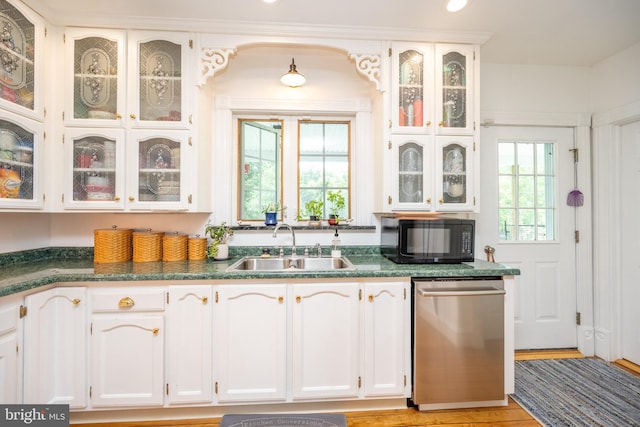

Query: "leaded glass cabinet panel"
left=435, top=45, right=475, bottom=135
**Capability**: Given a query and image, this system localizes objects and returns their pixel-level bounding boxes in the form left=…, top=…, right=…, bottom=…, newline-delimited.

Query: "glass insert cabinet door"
left=0, top=0, right=43, bottom=118
left=65, top=128, right=125, bottom=209
left=391, top=135, right=433, bottom=210
left=0, top=114, right=42, bottom=208
left=392, top=44, right=434, bottom=133
left=130, top=32, right=190, bottom=127
left=436, top=136, right=475, bottom=211
left=129, top=130, right=188, bottom=210
left=435, top=45, right=475, bottom=135
left=65, top=29, right=126, bottom=126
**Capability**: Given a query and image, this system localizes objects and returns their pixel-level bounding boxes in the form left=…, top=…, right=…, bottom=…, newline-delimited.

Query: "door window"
left=498, top=140, right=555, bottom=241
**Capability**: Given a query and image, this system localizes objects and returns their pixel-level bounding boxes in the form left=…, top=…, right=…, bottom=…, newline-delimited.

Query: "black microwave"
left=380, top=217, right=475, bottom=264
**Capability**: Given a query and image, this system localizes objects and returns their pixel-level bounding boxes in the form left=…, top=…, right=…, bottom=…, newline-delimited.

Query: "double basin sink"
left=226, top=255, right=356, bottom=272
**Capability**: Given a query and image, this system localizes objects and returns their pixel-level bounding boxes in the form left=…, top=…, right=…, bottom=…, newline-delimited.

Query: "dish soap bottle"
left=331, top=229, right=341, bottom=258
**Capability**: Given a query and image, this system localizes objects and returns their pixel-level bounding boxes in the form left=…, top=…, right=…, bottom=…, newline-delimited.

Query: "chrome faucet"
left=273, top=223, right=296, bottom=256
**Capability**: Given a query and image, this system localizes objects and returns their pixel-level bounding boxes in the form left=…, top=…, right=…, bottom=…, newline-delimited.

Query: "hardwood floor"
left=76, top=350, right=599, bottom=427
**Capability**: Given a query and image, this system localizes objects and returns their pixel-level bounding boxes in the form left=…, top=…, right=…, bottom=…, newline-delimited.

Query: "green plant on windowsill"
left=303, top=199, right=324, bottom=221
left=327, top=190, right=345, bottom=225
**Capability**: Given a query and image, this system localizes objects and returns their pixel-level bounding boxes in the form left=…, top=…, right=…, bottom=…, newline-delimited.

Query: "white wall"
left=590, top=41, right=640, bottom=114
left=480, top=63, right=591, bottom=116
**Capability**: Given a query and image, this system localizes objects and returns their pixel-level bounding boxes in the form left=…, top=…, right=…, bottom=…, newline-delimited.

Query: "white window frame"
left=213, top=96, right=374, bottom=226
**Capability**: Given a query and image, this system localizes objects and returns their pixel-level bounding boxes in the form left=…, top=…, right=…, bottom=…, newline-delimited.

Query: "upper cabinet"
left=64, top=29, right=192, bottom=129
left=61, top=29, right=195, bottom=211
left=0, top=0, right=45, bottom=120
left=0, top=111, right=43, bottom=209
left=387, top=42, right=479, bottom=212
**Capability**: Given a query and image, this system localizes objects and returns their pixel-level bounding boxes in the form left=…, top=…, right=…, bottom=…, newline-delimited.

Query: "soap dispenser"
left=331, top=229, right=341, bottom=258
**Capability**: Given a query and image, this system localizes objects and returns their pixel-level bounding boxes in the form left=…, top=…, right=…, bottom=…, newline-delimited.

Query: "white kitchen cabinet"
left=89, top=287, right=165, bottom=408
left=387, top=42, right=479, bottom=213
left=166, top=285, right=212, bottom=405
left=0, top=0, right=45, bottom=121
left=362, top=280, right=409, bottom=397
left=291, top=282, right=360, bottom=400
left=23, top=287, right=87, bottom=408
left=63, top=128, right=125, bottom=209
left=0, top=111, right=43, bottom=209
left=214, top=283, right=287, bottom=403
left=127, top=129, right=190, bottom=210
left=435, top=136, right=475, bottom=211
left=64, top=29, right=191, bottom=129
left=61, top=28, right=197, bottom=211
left=0, top=293, right=22, bottom=404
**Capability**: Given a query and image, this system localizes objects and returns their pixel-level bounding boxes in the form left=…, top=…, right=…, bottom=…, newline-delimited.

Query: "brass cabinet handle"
left=439, top=121, right=444, bottom=127
left=296, top=296, right=301, bottom=303
left=426, top=197, right=432, bottom=204
left=439, top=198, right=444, bottom=204
left=278, top=296, right=284, bottom=304
left=118, top=297, right=135, bottom=308
left=368, top=294, right=374, bottom=302
left=426, top=120, right=432, bottom=126
left=113, top=196, right=120, bottom=202
left=152, top=328, right=159, bottom=335
left=72, top=298, right=81, bottom=305
left=129, top=113, right=136, bottom=119
left=128, top=196, right=135, bottom=202
left=201, top=296, right=208, bottom=304
left=116, top=113, right=122, bottom=119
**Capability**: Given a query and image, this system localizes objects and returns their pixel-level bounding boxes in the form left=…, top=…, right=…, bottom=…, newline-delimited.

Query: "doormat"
left=511, top=358, right=640, bottom=426
left=220, top=413, right=347, bottom=427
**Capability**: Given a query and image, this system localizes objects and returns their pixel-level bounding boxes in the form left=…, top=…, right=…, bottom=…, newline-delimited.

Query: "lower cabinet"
left=291, top=282, right=361, bottom=400
left=5, top=277, right=410, bottom=412
left=0, top=294, right=23, bottom=404
left=166, top=285, right=213, bottom=405
left=23, top=287, right=87, bottom=408
left=214, top=283, right=287, bottom=403
left=89, top=287, right=165, bottom=408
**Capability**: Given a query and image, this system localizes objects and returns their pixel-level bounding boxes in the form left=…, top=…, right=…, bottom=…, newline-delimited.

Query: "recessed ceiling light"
left=446, top=0, right=468, bottom=12
left=262, top=0, right=278, bottom=3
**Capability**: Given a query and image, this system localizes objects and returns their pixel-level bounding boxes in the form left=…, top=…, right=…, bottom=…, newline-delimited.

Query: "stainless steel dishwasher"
left=412, top=277, right=505, bottom=410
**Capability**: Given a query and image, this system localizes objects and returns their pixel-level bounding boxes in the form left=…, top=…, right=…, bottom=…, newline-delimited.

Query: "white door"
left=620, top=120, right=640, bottom=365
left=479, top=126, right=577, bottom=349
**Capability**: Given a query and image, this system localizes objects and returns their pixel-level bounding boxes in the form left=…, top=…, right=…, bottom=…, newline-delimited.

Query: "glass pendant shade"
left=280, top=58, right=306, bottom=87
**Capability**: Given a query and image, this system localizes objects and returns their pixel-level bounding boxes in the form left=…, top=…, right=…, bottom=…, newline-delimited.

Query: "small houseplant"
left=303, top=199, right=323, bottom=226
left=327, top=190, right=345, bottom=225
left=205, top=222, right=234, bottom=259
left=262, top=202, right=282, bottom=226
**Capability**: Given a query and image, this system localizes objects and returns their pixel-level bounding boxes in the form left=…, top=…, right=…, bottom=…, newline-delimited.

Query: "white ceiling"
left=19, top=0, right=640, bottom=66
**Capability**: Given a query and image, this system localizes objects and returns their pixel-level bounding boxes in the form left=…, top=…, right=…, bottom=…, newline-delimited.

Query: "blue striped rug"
left=512, top=358, right=640, bottom=426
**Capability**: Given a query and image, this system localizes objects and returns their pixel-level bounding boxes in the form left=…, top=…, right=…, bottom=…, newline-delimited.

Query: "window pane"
left=239, top=119, right=282, bottom=220
left=299, top=121, right=350, bottom=219
left=498, top=139, right=557, bottom=241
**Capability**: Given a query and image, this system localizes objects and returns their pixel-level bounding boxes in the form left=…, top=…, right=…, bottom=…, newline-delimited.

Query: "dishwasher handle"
left=417, top=287, right=506, bottom=297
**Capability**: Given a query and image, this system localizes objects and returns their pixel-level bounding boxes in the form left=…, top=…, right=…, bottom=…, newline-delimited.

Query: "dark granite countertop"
left=0, top=247, right=520, bottom=297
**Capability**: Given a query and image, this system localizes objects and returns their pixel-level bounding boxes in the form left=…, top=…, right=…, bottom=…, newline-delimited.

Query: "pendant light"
left=280, top=58, right=306, bottom=87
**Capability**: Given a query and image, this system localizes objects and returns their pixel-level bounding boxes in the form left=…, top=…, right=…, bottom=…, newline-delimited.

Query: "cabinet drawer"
left=90, top=288, right=165, bottom=312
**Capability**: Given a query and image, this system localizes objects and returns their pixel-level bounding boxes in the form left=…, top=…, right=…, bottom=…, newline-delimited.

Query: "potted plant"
left=303, top=199, right=323, bottom=226
left=327, top=190, right=345, bottom=225
left=262, top=202, right=282, bottom=226
left=205, top=221, right=234, bottom=260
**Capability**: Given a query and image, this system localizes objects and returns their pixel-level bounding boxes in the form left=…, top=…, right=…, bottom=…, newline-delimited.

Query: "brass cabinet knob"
left=278, top=296, right=284, bottom=303
left=426, top=120, right=432, bottom=126
left=118, top=297, right=135, bottom=308
left=152, top=328, right=159, bottom=335
left=72, top=298, right=81, bottom=305
left=128, top=196, right=135, bottom=202
left=116, top=113, right=122, bottom=119
left=113, top=196, right=120, bottom=201
left=439, top=198, right=444, bottom=204
left=201, top=296, right=208, bottom=304
left=129, top=113, right=136, bottom=119
left=296, top=296, right=301, bottom=303
left=368, top=294, right=374, bottom=302
left=426, top=197, right=432, bottom=204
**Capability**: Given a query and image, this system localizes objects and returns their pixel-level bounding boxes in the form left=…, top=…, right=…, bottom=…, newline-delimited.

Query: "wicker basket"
left=163, top=232, right=188, bottom=261
left=132, top=229, right=164, bottom=262
left=188, top=235, right=208, bottom=260
left=94, top=226, right=133, bottom=263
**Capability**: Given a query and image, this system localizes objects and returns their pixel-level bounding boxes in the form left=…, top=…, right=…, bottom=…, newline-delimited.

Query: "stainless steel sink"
left=226, top=256, right=356, bottom=272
